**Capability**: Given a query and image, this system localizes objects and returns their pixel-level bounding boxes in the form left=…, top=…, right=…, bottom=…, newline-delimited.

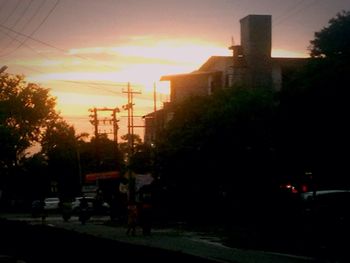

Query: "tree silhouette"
left=310, top=10, right=350, bottom=59
left=0, top=74, right=58, bottom=169
left=41, top=120, right=80, bottom=198
left=280, top=10, right=350, bottom=189
left=155, top=87, right=278, bottom=221
left=0, top=73, right=60, bottom=204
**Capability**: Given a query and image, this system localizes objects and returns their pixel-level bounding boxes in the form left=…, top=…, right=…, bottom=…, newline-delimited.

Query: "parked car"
left=72, top=197, right=94, bottom=212
left=44, top=197, right=60, bottom=211
left=300, top=189, right=350, bottom=201
left=300, top=190, right=350, bottom=224
left=71, top=196, right=110, bottom=214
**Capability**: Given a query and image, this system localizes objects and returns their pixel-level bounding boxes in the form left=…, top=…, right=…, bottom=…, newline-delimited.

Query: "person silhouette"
left=79, top=196, right=89, bottom=225
left=126, top=201, right=138, bottom=236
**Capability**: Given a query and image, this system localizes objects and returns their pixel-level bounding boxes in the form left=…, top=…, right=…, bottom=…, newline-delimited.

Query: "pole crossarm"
left=88, top=106, right=120, bottom=143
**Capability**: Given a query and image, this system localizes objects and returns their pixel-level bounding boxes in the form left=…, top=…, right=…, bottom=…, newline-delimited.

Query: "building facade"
left=144, top=14, right=308, bottom=144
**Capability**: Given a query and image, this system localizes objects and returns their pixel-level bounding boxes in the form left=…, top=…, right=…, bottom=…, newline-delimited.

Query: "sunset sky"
left=1, top=0, right=349, bottom=140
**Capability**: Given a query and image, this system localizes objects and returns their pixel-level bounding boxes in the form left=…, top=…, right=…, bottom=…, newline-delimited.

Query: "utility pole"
left=89, top=108, right=98, bottom=139
left=112, top=109, right=118, bottom=143
left=89, top=107, right=120, bottom=143
left=122, top=82, right=141, bottom=155
left=122, top=82, right=142, bottom=203
left=89, top=107, right=100, bottom=164
left=89, top=106, right=120, bottom=169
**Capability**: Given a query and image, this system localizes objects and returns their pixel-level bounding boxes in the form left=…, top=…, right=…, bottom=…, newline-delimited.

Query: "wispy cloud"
left=68, top=38, right=230, bottom=65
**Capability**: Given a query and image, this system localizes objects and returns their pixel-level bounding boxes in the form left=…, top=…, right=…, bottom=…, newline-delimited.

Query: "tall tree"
left=310, top=10, right=350, bottom=59
left=0, top=73, right=60, bottom=203
left=41, top=119, right=80, bottom=198
left=155, top=87, right=277, bottom=220
left=279, top=10, right=350, bottom=188
left=0, top=74, right=58, bottom=170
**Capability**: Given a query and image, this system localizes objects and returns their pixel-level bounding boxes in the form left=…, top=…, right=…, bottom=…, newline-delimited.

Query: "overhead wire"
left=0, top=0, right=21, bottom=43
left=0, top=0, right=60, bottom=57
left=9, top=63, right=127, bottom=95
left=0, top=0, right=47, bottom=56
left=0, top=13, right=67, bottom=54
left=273, top=0, right=307, bottom=23
left=273, top=0, right=320, bottom=28
left=0, top=0, right=143, bottom=86
left=0, top=19, right=127, bottom=90
left=0, top=0, right=149, bottom=100
left=3, top=61, right=135, bottom=96
left=0, top=17, right=120, bottom=73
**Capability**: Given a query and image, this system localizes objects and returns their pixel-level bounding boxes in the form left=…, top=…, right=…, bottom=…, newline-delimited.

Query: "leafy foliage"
left=155, top=87, right=279, bottom=220
left=0, top=74, right=58, bottom=169
left=41, top=119, right=79, bottom=197
left=281, top=11, right=350, bottom=188
left=0, top=73, right=82, bottom=203
left=310, top=10, right=350, bottom=59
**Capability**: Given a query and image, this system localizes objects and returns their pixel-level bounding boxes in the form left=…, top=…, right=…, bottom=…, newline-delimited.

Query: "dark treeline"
left=0, top=72, right=125, bottom=208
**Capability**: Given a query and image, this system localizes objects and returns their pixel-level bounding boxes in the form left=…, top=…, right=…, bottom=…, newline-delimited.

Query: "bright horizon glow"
left=28, top=39, right=231, bottom=86
left=11, top=39, right=310, bottom=140
left=272, top=49, right=309, bottom=58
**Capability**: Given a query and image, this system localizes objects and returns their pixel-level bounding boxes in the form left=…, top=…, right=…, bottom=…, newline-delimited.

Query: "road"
left=0, top=213, right=326, bottom=263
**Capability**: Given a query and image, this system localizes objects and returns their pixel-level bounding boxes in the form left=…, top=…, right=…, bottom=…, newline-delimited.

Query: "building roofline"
left=160, top=70, right=222, bottom=81
left=272, top=57, right=309, bottom=61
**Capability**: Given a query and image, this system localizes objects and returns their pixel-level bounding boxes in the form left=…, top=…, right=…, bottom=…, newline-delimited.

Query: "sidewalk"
left=61, top=223, right=321, bottom=263
left=1, top=214, right=319, bottom=263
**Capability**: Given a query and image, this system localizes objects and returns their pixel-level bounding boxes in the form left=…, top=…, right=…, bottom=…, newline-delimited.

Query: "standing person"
left=40, top=200, right=47, bottom=224
left=139, top=191, right=153, bottom=236
left=95, top=189, right=104, bottom=214
left=140, top=202, right=152, bottom=236
left=126, top=201, right=138, bottom=236
left=79, top=196, right=90, bottom=225
left=61, top=198, right=72, bottom=222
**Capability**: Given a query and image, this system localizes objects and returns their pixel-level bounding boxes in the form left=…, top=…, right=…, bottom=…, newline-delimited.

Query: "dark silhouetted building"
left=144, top=14, right=308, bottom=144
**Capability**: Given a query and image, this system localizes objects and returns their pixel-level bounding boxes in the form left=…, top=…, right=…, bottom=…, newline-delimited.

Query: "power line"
left=54, top=80, right=124, bottom=95
left=2, top=0, right=35, bottom=41
left=0, top=17, right=119, bottom=72
left=1, top=58, right=148, bottom=98
left=0, top=20, right=67, bottom=53
left=0, top=0, right=21, bottom=25
left=273, top=0, right=319, bottom=28
left=274, top=0, right=307, bottom=22
left=0, top=61, right=127, bottom=96
left=0, top=1, right=134, bottom=85
left=0, top=0, right=48, bottom=56
left=1, top=0, right=21, bottom=44
left=62, top=80, right=129, bottom=87
left=1, top=0, right=60, bottom=57
left=0, top=0, right=21, bottom=43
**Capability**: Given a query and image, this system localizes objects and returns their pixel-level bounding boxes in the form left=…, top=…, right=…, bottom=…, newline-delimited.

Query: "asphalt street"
left=0, top=213, right=322, bottom=263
